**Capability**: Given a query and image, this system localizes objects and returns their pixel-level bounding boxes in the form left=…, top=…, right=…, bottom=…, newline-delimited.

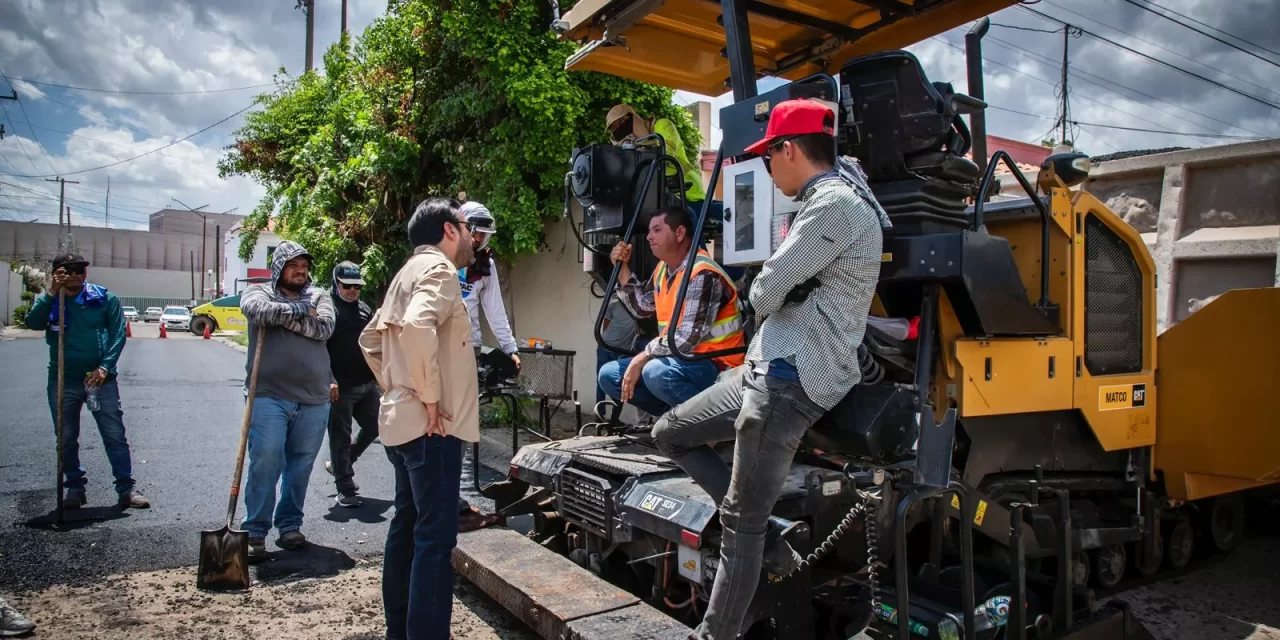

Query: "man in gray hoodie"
left=239, top=241, right=336, bottom=560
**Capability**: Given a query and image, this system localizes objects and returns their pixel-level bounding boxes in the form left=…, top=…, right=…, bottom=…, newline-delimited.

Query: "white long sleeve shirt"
left=458, top=257, right=518, bottom=355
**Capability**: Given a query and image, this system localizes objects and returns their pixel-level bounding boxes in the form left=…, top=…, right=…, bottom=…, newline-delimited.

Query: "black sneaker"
left=336, top=492, right=362, bottom=508
left=276, top=530, right=307, bottom=551
left=0, top=597, right=35, bottom=637
left=63, top=489, right=87, bottom=510
left=247, top=537, right=267, bottom=563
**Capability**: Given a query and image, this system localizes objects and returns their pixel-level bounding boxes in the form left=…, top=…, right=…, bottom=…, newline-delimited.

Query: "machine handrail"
left=973, top=150, right=1052, bottom=309
left=663, top=146, right=750, bottom=362
left=592, top=149, right=687, bottom=355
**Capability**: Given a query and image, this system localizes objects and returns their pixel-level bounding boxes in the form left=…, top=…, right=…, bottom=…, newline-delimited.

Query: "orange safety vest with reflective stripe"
left=652, top=250, right=745, bottom=370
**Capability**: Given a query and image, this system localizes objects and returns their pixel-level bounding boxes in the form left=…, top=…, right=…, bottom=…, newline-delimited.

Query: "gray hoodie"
left=240, top=240, right=336, bottom=404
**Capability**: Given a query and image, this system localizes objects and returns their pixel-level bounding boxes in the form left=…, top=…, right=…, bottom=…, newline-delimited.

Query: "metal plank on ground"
left=454, top=527, right=687, bottom=640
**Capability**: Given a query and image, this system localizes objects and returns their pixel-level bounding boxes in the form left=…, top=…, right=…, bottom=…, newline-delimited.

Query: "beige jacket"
left=359, top=244, right=479, bottom=446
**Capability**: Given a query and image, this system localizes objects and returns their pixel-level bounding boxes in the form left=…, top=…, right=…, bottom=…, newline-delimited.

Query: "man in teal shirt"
left=25, top=253, right=149, bottom=509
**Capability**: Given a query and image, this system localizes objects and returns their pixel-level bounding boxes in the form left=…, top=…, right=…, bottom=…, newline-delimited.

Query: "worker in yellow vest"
left=598, top=207, right=745, bottom=419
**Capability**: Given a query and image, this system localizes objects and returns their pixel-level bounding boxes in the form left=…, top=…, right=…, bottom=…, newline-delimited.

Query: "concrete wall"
left=1090, top=139, right=1280, bottom=332
left=506, top=220, right=607, bottom=404
left=0, top=262, right=23, bottom=325
left=0, top=221, right=229, bottom=300
left=223, top=230, right=281, bottom=294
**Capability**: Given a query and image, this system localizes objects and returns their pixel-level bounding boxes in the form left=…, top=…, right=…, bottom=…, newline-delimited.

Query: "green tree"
left=220, top=0, right=699, bottom=289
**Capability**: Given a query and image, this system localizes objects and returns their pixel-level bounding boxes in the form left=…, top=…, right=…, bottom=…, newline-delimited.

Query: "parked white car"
left=160, top=306, right=191, bottom=331
left=144, top=307, right=163, bottom=322
left=122, top=306, right=139, bottom=322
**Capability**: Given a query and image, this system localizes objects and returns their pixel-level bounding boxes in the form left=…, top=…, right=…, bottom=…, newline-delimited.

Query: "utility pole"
left=1059, top=24, right=1073, bottom=146
left=201, top=219, right=207, bottom=302
left=298, top=0, right=316, bottom=72
left=341, top=0, right=348, bottom=36
left=214, top=224, right=222, bottom=298
left=190, top=250, right=196, bottom=302
left=105, top=174, right=110, bottom=228
left=45, top=177, right=79, bottom=249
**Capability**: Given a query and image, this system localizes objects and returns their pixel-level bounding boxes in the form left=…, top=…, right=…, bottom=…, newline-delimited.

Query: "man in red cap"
left=650, top=98, right=887, bottom=639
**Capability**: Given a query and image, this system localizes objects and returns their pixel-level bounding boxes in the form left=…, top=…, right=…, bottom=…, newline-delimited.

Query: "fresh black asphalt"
left=0, top=336, right=499, bottom=593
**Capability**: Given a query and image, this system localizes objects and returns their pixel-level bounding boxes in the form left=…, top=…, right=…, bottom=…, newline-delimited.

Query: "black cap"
left=333, top=261, right=365, bottom=286
left=52, top=253, right=89, bottom=270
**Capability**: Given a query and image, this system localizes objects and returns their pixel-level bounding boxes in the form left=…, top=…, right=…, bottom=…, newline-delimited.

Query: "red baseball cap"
left=744, top=99, right=836, bottom=156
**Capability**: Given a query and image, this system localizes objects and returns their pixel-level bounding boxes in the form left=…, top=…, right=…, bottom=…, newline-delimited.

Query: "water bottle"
left=85, top=380, right=101, bottom=412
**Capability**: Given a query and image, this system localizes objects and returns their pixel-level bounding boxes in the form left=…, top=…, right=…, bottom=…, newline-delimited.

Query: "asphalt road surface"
left=0, top=331, right=500, bottom=591
left=1, top=328, right=1277, bottom=639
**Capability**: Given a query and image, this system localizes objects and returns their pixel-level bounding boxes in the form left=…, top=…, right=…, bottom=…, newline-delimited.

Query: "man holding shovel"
left=25, top=253, right=149, bottom=510
left=239, top=241, right=336, bottom=561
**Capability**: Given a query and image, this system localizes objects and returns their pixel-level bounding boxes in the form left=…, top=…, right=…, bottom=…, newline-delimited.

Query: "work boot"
left=62, top=489, right=87, bottom=510
left=761, top=518, right=809, bottom=577
left=118, top=490, right=151, bottom=509
left=276, top=530, right=307, bottom=551
left=0, top=597, right=35, bottom=637
left=336, top=492, right=362, bottom=508
left=247, top=537, right=267, bottom=563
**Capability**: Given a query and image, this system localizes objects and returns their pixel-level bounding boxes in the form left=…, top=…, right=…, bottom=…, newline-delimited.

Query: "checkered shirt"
left=746, top=169, right=886, bottom=410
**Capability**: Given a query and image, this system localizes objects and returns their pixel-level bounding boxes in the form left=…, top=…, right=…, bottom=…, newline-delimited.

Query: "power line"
left=1128, top=0, right=1280, bottom=60
left=1, top=71, right=60, bottom=175
left=0, top=103, right=44, bottom=175
left=928, top=35, right=1262, bottom=143
left=986, top=105, right=1265, bottom=139
left=0, top=100, right=262, bottom=179
left=1119, top=0, right=1280, bottom=69
left=984, top=33, right=1269, bottom=138
left=11, top=78, right=276, bottom=96
left=1039, top=0, right=1280, bottom=101
left=1019, top=7, right=1280, bottom=111
left=990, top=22, right=1058, bottom=34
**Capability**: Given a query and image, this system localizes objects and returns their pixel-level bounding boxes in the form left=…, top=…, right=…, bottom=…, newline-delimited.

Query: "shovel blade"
left=196, top=525, right=251, bottom=591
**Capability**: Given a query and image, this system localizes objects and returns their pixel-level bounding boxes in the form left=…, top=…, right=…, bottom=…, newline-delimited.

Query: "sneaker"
left=247, top=537, right=268, bottom=563
left=62, top=489, right=87, bottom=510
left=276, top=530, right=307, bottom=551
left=336, top=492, right=362, bottom=508
left=118, top=490, right=151, bottom=509
left=0, top=598, right=35, bottom=637
left=323, top=460, right=334, bottom=476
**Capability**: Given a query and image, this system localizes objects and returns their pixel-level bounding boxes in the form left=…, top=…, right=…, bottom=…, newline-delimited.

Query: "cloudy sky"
left=1, top=0, right=1277, bottom=232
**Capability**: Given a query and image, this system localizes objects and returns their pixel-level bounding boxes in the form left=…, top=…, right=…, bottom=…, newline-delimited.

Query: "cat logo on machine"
left=639, top=491, right=686, bottom=521
left=1099, top=383, right=1147, bottom=411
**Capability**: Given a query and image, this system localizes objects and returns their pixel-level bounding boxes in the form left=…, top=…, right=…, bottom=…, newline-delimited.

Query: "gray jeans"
left=652, top=363, right=825, bottom=640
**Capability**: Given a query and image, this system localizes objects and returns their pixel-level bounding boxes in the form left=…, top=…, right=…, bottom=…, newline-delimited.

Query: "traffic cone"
left=125, top=321, right=132, bottom=338
left=203, top=324, right=211, bottom=340
left=159, top=323, right=167, bottom=339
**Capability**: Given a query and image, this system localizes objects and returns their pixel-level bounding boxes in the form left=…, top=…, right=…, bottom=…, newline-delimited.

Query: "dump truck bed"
left=1154, top=288, right=1280, bottom=501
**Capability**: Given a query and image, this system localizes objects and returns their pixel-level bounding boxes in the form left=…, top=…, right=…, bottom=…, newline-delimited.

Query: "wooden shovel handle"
left=226, top=326, right=266, bottom=527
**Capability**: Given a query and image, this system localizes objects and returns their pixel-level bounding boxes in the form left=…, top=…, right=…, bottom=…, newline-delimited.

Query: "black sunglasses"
left=59, top=265, right=86, bottom=276
left=340, top=282, right=363, bottom=290
left=761, top=135, right=801, bottom=175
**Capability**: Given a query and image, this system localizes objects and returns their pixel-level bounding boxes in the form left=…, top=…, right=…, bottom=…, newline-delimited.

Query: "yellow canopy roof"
left=560, top=0, right=1015, bottom=95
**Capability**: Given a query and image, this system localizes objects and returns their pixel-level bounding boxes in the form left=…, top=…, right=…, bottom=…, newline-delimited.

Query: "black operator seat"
left=838, top=51, right=986, bottom=234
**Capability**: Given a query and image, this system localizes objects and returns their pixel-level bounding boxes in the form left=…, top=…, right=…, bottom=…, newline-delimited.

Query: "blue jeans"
left=46, top=377, right=135, bottom=494
left=598, top=355, right=721, bottom=417
left=383, top=435, right=463, bottom=640
left=241, top=397, right=329, bottom=539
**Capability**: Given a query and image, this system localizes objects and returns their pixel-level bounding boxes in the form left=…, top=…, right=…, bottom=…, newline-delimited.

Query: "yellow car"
left=189, top=294, right=248, bottom=335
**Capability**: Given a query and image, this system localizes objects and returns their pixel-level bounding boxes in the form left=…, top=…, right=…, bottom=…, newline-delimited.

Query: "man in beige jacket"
left=360, top=197, right=478, bottom=640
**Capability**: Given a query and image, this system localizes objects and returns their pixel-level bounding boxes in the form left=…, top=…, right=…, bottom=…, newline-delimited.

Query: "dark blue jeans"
left=46, top=377, right=135, bottom=495
left=383, top=435, right=463, bottom=640
left=598, top=355, right=721, bottom=417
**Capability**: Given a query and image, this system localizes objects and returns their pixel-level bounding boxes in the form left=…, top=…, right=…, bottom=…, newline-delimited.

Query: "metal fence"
left=118, top=297, right=201, bottom=311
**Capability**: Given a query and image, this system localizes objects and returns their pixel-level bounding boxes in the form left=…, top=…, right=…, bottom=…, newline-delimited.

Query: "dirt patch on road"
left=9, top=561, right=537, bottom=639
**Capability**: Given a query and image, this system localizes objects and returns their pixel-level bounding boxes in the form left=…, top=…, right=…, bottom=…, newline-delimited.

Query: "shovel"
left=197, top=326, right=265, bottom=591
left=55, top=289, right=65, bottom=525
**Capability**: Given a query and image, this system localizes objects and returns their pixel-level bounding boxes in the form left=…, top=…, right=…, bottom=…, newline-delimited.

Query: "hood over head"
left=270, top=240, right=314, bottom=289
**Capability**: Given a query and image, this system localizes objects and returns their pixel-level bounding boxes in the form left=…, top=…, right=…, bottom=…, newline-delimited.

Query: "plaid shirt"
left=747, top=166, right=886, bottom=410
left=617, top=268, right=731, bottom=359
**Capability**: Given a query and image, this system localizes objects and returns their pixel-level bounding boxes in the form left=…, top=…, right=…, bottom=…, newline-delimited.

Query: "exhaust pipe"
left=966, top=18, right=990, bottom=174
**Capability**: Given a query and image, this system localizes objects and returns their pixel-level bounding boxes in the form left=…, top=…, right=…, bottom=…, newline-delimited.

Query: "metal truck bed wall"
left=1154, top=287, right=1280, bottom=501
